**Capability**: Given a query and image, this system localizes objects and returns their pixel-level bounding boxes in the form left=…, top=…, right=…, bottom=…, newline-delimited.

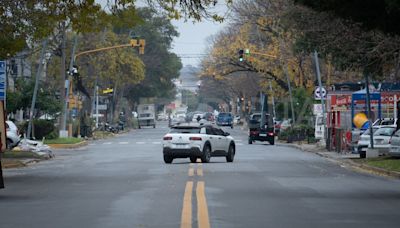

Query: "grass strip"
left=44, top=137, right=83, bottom=144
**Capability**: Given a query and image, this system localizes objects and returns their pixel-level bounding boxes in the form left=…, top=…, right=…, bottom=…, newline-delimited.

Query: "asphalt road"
left=1, top=121, right=400, bottom=228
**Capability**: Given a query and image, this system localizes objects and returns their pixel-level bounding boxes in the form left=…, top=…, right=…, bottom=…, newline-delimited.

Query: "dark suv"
left=248, top=113, right=275, bottom=145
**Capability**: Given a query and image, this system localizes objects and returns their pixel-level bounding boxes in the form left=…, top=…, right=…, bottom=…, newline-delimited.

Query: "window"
left=206, top=127, right=214, bottom=135
left=374, top=127, right=396, bottom=136
left=170, top=127, right=201, bottom=134
left=213, top=128, right=225, bottom=136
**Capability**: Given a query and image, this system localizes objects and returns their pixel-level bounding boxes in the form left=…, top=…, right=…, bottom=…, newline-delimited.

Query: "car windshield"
left=170, top=127, right=201, bottom=134
left=362, top=128, right=378, bottom=136
left=374, top=127, right=396, bottom=136
left=218, top=113, right=231, bottom=117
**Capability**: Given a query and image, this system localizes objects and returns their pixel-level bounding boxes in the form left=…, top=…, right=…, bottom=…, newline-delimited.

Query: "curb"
left=277, top=142, right=400, bottom=179
left=48, top=140, right=88, bottom=149
left=2, top=158, right=46, bottom=169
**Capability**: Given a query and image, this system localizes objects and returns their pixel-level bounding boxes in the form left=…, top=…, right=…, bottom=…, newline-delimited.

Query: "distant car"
left=389, top=129, right=400, bottom=157
left=192, top=113, right=204, bottom=122
left=216, top=112, right=233, bottom=128
left=372, top=126, right=396, bottom=155
left=233, top=115, right=242, bottom=125
left=157, top=113, right=168, bottom=121
left=170, top=116, right=186, bottom=126
left=204, top=112, right=214, bottom=122
left=6, top=120, right=21, bottom=150
left=274, top=120, right=282, bottom=134
left=162, top=124, right=236, bottom=163
left=280, top=119, right=292, bottom=131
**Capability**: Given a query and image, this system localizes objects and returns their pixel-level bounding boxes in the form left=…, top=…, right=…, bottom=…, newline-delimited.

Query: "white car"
left=6, top=120, right=21, bottom=150
left=357, top=127, right=378, bottom=153
left=192, top=113, right=204, bottom=122
left=389, top=129, right=400, bottom=157
left=162, top=124, right=236, bottom=163
left=371, top=126, right=396, bottom=155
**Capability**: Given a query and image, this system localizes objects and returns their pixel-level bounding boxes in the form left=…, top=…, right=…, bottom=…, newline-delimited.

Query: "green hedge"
left=21, top=120, right=57, bottom=140
left=278, top=124, right=315, bottom=142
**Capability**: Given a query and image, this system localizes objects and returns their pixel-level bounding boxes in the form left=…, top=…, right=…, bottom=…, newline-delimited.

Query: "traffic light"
left=130, top=39, right=138, bottom=47
left=138, top=39, right=146, bottom=55
left=238, top=49, right=244, bottom=62
left=245, top=48, right=250, bottom=56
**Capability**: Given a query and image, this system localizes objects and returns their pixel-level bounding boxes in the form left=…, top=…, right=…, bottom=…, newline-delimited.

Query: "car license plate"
left=175, top=144, right=187, bottom=149
left=260, top=133, right=267, bottom=137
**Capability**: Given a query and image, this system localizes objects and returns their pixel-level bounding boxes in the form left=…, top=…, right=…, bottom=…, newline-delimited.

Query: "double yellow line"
left=181, top=163, right=210, bottom=228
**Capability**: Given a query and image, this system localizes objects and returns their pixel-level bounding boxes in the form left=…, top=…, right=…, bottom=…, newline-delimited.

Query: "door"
left=213, top=127, right=228, bottom=151
left=206, top=127, right=219, bottom=152
left=218, top=128, right=230, bottom=152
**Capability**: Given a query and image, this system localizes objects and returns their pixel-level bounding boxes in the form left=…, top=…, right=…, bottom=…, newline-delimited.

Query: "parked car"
left=216, top=112, right=233, bottom=128
left=280, top=119, right=292, bottom=131
left=371, top=126, right=397, bottom=155
left=162, top=124, right=236, bottom=163
left=373, top=118, right=397, bottom=127
left=6, top=120, right=21, bottom=150
left=357, top=127, right=379, bottom=153
left=274, top=120, right=282, bottom=135
left=389, top=129, right=400, bottom=157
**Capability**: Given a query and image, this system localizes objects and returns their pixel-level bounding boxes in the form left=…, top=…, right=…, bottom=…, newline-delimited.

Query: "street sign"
left=314, top=87, right=327, bottom=100
left=97, top=104, right=107, bottom=110
left=0, top=61, right=6, bottom=100
left=102, top=88, right=113, bottom=94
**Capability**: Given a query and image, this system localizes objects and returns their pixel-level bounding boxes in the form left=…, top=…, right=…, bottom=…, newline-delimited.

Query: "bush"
left=279, top=124, right=315, bottom=143
left=22, top=120, right=56, bottom=140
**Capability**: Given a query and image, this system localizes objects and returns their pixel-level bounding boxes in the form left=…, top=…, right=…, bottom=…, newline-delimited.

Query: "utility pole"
left=96, top=85, right=99, bottom=128
left=27, top=40, right=48, bottom=139
left=61, top=36, right=78, bottom=137
left=59, top=22, right=67, bottom=133
left=365, top=72, right=374, bottom=149
left=314, top=51, right=326, bottom=143
left=260, top=92, right=266, bottom=129
left=269, top=80, right=276, bottom=119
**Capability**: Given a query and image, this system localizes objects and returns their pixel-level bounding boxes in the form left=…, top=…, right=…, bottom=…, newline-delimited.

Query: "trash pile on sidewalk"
left=16, top=138, right=54, bottom=158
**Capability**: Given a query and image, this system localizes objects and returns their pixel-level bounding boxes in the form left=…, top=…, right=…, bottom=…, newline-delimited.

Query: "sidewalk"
left=277, top=141, right=400, bottom=178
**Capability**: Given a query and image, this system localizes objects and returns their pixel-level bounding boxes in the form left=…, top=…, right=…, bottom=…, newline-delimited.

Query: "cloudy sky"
left=171, top=18, right=228, bottom=67
left=97, top=0, right=229, bottom=67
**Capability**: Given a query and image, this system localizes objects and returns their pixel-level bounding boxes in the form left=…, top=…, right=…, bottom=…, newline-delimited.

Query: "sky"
left=97, top=0, right=229, bottom=67
left=171, top=18, right=227, bottom=67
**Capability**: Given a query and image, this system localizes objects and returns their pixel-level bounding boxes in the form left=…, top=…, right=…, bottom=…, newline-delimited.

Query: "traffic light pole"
left=61, top=36, right=78, bottom=137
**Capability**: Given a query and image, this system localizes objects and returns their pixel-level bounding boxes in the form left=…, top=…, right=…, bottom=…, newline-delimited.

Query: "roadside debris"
left=17, top=138, right=54, bottom=158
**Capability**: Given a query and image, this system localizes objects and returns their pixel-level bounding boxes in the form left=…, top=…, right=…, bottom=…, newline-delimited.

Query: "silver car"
left=372, top=126, right=396, bottom=155
left=389, top=129, right=400, bottom=157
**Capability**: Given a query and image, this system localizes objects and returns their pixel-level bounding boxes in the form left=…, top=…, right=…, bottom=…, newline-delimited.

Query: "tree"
left=288, top=0, right=400, bottom=79
left=0, top=0, right=232, bottom=59
left=124, top=8, right=182, bottom=106
left=295, top=0, right=400, bottom=35
left=6, top=78, right=61, bottom=117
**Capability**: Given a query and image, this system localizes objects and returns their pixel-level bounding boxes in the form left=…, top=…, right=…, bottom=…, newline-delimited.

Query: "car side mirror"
left=224, top=132, right=230, bottom=136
